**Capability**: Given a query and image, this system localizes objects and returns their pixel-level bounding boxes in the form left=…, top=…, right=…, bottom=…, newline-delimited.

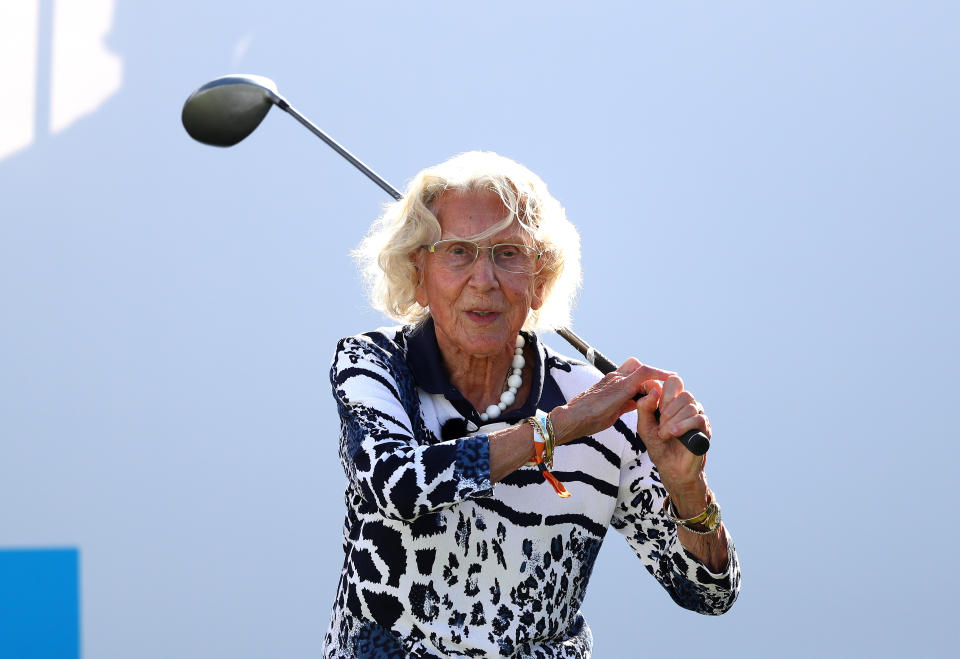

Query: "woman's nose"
left=467, top=248, right=499, bottom=286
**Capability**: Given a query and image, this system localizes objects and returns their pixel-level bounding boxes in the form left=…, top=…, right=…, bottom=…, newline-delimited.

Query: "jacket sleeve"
left=330, top=333, right=494, bottom=522
left=609, top=437, right=741, bottom=615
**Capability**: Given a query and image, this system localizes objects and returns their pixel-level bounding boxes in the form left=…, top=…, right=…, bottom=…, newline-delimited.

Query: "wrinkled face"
left=415, top=190, right=544, bottom=360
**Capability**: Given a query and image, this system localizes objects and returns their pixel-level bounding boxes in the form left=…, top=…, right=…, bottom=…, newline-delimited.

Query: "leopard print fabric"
left=323, top=324, right=740, bottom=658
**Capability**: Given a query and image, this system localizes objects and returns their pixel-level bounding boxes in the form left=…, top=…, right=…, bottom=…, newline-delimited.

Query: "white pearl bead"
left=481, top=338, right=526, bottom=421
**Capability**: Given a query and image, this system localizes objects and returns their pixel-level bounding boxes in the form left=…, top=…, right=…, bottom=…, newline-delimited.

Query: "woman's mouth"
left=466, top=310, right=501, bottom=324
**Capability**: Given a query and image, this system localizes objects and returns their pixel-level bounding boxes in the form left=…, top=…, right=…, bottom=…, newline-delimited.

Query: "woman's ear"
left=411, top=252, right=428, bottom=307
left=530, top=273, right=546, bottom=311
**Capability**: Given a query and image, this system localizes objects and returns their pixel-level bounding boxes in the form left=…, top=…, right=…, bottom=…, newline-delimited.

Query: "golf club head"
left=181, top=74, right=281, bottom=147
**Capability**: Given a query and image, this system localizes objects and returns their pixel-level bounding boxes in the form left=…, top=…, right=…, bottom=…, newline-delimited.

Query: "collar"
left=405, top=316, right=546, bottom=423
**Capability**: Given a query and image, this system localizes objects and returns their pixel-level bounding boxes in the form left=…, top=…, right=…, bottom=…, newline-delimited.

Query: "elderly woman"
left=323, top=152, right=740, bottom=658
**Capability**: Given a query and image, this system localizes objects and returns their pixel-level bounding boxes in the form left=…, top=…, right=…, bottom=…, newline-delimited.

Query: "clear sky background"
left=1, top=1, right=957, bottom=657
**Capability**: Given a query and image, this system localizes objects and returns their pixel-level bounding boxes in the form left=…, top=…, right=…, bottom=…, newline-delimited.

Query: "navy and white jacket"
left=323, top=319, right=740, bottom=658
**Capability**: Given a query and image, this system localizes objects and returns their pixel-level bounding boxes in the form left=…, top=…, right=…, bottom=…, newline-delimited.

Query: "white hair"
left=354, top=151, right=581, bottom=331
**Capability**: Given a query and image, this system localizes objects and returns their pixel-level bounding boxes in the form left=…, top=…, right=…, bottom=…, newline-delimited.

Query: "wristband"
left=525, top=415, right=569, bottom=498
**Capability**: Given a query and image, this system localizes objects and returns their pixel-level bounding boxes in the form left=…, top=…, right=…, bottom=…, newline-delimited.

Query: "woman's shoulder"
left=330, top=325, right=417, bottom=381
left=331, top=325, right=425, bottom=419
left=334, top=325, right=411, bottom=357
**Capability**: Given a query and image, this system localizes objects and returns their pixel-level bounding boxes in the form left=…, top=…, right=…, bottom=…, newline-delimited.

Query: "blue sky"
left=1, top=1, right=958, bottom=657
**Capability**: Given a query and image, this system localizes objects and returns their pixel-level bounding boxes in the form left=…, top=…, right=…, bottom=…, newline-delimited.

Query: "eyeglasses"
left=422, top=239, right=543, bottom=275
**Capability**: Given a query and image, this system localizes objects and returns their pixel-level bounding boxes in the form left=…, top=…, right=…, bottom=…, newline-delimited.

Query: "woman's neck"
left=432, top=327, right=533, bottom=415
left=440, top=344, right=514, bottom=412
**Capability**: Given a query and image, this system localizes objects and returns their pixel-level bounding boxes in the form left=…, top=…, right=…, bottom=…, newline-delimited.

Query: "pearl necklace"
left=479, top=334, right=526, bottom=422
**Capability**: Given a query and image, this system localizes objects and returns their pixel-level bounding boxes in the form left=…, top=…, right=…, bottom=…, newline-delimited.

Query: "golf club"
left=181, top=73, right=709, bottom=456
left=181, top=74, right=400, bottom=201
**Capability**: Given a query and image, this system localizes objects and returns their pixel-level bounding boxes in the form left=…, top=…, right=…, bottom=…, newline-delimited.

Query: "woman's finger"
left=661, top=410, right=711, bottom=440
left=636, top=364, right=675, bottom=382
left=659, top=390, right=696, bottom=419
left=658, top=374, right=685, bottom=411
left=616, top=357, right=642, bottom=375
left=615, top=358, right=674, bottom=382
left=635, top=380, right=662, bottom=439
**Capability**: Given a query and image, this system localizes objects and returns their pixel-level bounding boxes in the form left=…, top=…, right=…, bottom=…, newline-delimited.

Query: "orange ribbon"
left=532, top=440, right=570, bottom=498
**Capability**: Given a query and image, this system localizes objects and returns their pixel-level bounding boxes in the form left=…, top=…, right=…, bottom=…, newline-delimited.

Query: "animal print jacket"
left=323, top=319, right=740, bottom=658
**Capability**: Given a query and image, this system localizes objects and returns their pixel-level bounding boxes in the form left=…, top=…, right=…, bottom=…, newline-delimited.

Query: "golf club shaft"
left=276, top=99, right=402, bottom=201
left=555, top=328, right=710, bottom=456
left=270, top=94, right=709, bottom=456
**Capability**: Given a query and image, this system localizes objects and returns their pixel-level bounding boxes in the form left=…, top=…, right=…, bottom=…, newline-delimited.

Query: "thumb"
left=635, top=379, right=662, bottom=439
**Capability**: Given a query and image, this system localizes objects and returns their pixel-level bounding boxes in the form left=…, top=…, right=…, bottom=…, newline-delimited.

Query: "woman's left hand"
left=635, top=375, right=712, bottom=498
left=638, top=375, right=729, bottom=571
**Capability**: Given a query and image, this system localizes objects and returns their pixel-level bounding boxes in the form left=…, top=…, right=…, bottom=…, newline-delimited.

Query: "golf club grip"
left=557, top=330, right=710, bottom=456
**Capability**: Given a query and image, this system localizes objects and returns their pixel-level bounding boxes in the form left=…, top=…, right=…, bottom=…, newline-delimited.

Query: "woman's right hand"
left=549, top=358, right=674, bottom=444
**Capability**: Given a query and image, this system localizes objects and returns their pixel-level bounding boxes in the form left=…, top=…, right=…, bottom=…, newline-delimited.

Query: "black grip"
left=590, top=351, right=619, bottom=373
left=589, top=347, right=710, bottom=456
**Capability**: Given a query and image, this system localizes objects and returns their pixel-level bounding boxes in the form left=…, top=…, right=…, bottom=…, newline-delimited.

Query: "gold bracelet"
left=545, top=413, right=557, bottom=461
left=663, top=494, right=722, bottom=535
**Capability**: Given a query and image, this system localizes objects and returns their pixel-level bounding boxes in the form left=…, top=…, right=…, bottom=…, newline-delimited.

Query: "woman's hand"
left=636, top=375, right=713, bottom=505
left=638, top=375, right=729, bottom=572
left=549, top=358, right=673, bottom=444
